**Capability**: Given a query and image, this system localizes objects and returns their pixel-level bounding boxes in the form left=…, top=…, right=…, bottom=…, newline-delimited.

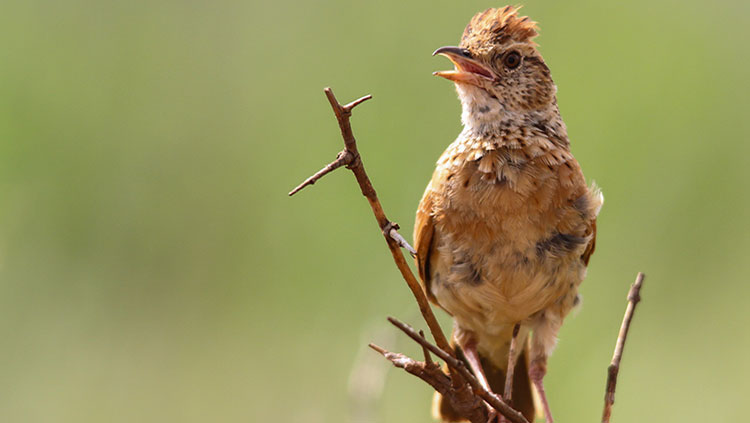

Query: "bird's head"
left=434, top=7, right=557, bottom=125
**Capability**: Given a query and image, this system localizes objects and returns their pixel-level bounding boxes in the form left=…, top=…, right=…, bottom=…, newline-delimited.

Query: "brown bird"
left=414, top=6, right=602, bottom=423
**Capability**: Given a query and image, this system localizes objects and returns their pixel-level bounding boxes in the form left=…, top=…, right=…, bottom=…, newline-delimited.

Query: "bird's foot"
left=529, top=358, right=554, bottom=423
left=484, top=401, right=500, bottom=423
left=482, top=392, right=510, bottom=423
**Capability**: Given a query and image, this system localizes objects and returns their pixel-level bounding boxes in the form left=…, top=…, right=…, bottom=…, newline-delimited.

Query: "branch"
left=290, top=87, right=492, bottom=420
left=387, top=317, right=529, bottom=423
left=602, top=272, right=645, bottom=423
left=287, top=151, right=352, bottom=196
left=289, top=88, right=449, bottom=354
left=418, top=330, right=433, bottom=365
left=368, top=343, right=488, bottom=423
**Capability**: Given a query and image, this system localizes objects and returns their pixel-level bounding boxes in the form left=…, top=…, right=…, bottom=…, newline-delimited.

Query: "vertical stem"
left=602, top=272, right=645, bottom=423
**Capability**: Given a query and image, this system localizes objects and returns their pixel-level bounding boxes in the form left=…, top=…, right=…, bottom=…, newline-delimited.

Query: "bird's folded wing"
left=581, top=219, right=597, bottom=266
left=414, top=186, right=437, bottom=303
left=580, top=185, right=603, bottom=266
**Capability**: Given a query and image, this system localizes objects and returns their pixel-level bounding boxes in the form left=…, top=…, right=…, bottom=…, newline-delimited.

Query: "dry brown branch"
left=369, top=342, right=488, bottom=423
left=291, top=87, right=647, bottom=423
left=419, top=329, right=434, bottom=365
left=289, top=88, right=446, bottom=351
left=386, top=317, right=529, bottom=423
left=290, top=87, right=498, bottom=420
left=287, top=151, right=352, bottom=196
left=602, top=272, right=645, bottom=423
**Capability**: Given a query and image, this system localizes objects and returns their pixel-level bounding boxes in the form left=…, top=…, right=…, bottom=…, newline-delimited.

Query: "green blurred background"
left=0, top=0, right=748, bottom=422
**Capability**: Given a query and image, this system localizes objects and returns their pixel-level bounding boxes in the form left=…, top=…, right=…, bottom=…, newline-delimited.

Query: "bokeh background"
left=1, top=0, right=748, bottom=422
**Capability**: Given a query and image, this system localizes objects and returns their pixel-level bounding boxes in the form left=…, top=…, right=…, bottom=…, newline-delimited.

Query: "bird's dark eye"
left=503, top=51, right=521, bottom=69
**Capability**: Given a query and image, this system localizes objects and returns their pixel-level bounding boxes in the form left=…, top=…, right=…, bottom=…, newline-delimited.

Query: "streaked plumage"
left=415, top=7, right=602, bottom=422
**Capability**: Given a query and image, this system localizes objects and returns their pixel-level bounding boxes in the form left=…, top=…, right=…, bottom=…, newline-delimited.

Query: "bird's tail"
left=432, top=340, right=536, bottom=422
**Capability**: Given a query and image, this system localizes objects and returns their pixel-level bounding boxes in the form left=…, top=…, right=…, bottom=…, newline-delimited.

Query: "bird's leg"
left=503, top=323, right=521, bottom=404
left=461, top=336, right=492, bottom=391
left=456, top=331, right=502, bottom=423
left=463, top=339, right=499, bottom=423
left=529, top=355, right=553, bottom=423
left=529, top=315, right=562, bottom=423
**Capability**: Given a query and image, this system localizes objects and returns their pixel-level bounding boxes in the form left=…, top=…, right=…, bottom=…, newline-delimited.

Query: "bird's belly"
left=424, top=150, right=596, bottom=357
left=431, top=246, right=584, bottom=325
left=428, top=189, right=588, bottom=336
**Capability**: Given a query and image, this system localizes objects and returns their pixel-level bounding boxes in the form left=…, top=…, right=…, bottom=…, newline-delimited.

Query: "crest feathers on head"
left=461, top=6, right=538, bottom=49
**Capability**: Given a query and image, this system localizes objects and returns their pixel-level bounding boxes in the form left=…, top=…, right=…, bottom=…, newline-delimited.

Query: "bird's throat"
left=455, top=83, right=565, bottom=144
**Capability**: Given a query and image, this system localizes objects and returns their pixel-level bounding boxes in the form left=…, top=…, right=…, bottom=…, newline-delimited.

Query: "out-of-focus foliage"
left=0, top=1, right=748, bottom=422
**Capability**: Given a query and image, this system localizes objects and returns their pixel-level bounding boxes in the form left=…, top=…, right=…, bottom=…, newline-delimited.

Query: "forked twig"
left=602, top=272, right=645, bottom=423
left=367, top=342, right=451, bottom=398
left=290, top=87, right=490, bottom=419
left=289, top=88, right=450, bottom=355
left=386, top=317, right=529, bottom=423
left=418, top=329, right=434, bottom=365
left=368, top=342, right=488, bottom=423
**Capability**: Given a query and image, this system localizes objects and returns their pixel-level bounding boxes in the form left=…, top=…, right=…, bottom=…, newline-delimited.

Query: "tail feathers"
left=432, top=345, right=535, bottom=422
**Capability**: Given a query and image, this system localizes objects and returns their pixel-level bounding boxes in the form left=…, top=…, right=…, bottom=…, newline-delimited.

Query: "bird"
left=413, top=6, right=602, bottom=423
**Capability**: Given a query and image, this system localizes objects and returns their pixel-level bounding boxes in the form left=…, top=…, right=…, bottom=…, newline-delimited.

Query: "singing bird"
left=414, top=7, right=602, bottom=422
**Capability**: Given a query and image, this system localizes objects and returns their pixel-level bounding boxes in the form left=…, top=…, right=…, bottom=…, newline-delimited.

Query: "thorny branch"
left=380, top=317, right=529, bottom=423
left=290, top=87, right=646, bottom=423
left=602, top=272, right=645, bottom=423
left=367, top=343, right=488, bottom=423
left=289, top=88, right=451, bottom=355
left=290, top=87, right=481, bottom=418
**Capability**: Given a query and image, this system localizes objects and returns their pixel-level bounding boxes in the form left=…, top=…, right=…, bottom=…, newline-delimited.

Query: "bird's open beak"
left=433, top=46, right=494, bottom=85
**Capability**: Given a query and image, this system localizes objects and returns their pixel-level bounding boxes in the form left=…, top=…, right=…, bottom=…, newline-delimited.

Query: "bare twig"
left=289, top=88, right=451, bottom=354
left=387, top=317, right=529, bottom=423
left=288, top=151, right=352, bottom=196
left=384, top=222, right=417, bottom=257
left=289, top=87, right=482, bottom=419
left=368, top=343, right=488, bottom=423
left=367, top=343, right=450, bottom=394
left=418, top=330, right=434, bottom=365
left=602, top=272, right=645, bottom=423
left=368, top=343, right=388, bottom=356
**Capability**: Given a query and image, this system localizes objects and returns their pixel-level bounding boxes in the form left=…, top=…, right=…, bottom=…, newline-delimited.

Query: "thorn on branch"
left=384, top=221, right=417, bottom=257
left=344, top=94, right=373, bottom=112
left=369, top=344, right=419, bottom=372
left=288, top=89, right=371, bottom=197
left=288, top=150, right=354, bottom=196
left=368, top=343, right=388, bottom=356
